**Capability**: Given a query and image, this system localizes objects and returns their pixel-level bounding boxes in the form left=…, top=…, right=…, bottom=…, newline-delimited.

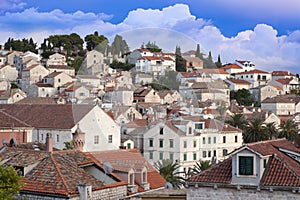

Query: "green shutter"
left=239, top=156, right=254, bottom=175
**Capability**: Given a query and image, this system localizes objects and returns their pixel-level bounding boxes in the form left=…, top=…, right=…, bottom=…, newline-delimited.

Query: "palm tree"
left=225, top=113, right=247, bottom=130
left=154, top=159, right=185, bottom=188
left=244, top=118, right=269, bottom=143
left=279, top=119, right=298, bottom=144
left=264, top=122, right=279, bottom=140
left=191, top=160, right=212, bottom=174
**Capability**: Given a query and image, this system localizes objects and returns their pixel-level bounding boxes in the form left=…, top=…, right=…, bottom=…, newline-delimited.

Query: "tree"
left=68, top=56, right=84, bottom=74
left=265, top=122, right=279, bottom=140
left=244, top=118, right=269, bottom=143
left=145, top=41, right=161, bottom=52
left=110, top=35, right=130, bottom=56
left=84, top=31, right=108, bottom=52
left=154, top=159, right=184, bottom=188
left=63, top=141, right=74, bottom=150
left=225, top=113, right=247, bottom=130
left=0, top=165, right=22, bottom=200
left=109, top=60, right=135, bottom=71
left=279, top=119, right=298, bottom=144
left=191, top=160, right=212, bottom=174
left=230, top=89, right=255, bottom=106
left=4, top=37, right=37, bottom=53
left=215, top=54, right=222, bottom=68
left=195, top=44, right=203, bottom=59
left=175, top=46, right=186, bottom=72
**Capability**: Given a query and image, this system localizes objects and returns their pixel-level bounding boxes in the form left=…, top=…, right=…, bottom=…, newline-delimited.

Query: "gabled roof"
left=88, top=149, right=166, bottom=192
left=0, top=148, right=125, bottom=196
left=188, top=139, right=300, bottom=188
left=0, top=104, right=94, bottom=129
left=272, top=71, right=295, bottom=77
left=276, top=78, right=294, bottom=85
left=198, top=68, right=229, bottom=75
left=226, top=78, right=251, bottom=85
left=236, top=69, right=269, bottom=75
left=222, top=63, right=242, bottom=69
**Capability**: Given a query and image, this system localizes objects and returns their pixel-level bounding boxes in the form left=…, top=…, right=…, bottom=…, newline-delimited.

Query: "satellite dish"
left=164, top=182, right=173, bottom=189
left=103, top=162, right=113, bottom=174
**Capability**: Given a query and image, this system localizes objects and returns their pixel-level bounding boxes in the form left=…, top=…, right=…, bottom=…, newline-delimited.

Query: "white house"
left=47, top=65, right=75, bottom=76
left=81, top=50, right=107, bottom=76
left=235, top=69, right=271, bottom=88
left=235, top=60, right=255, bottom=72
left=0, top=104, right=121, bottom=152
left=143, top=116, right=243, bottom=173
left=0, top=64, right=18, bottom=81
left=46, top=53, right=67, bottom=66
left=224, top=78, right=251, bottom=91
left=221, top=63, right=244, bottom=75
left=14, top=51, right=41, bottom=73
left=136, top=56, right=175, bottom=77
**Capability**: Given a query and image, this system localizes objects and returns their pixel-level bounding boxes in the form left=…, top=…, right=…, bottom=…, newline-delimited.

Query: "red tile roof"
left=272, top=71, right=295, bottom=77
left=0, top=148, right=126, bottom=196
left=226, top=78, right=251, bottom=85
left=188, top=139, right=300, bottom=189
left=276, top=78, right=293, bottom=85
left=236, top=69, right=269, bottom=75
left=222, top=64, right=242, bottom=69
left=88, top=149, right=166, bottom=191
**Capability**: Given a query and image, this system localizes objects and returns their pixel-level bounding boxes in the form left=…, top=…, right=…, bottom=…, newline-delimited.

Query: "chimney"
left=46, top=133, right=53, bottom=152
left=78, top=183, right=92, bottom=200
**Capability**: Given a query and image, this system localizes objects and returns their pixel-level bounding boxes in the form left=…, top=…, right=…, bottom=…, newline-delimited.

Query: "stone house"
left=14, top=51, right=41, bottom=73
left=0, top=64, right=18, bottom=81
left=0, top=104, right=121, bottom=152
left=133, top=86, right=161, bottom=103
left=47, top=64, right=75, bottom=76
left=30, top=82, right=56, bottom=97
left=6, top=50, right=22, bottom=66
left=134, top=73, right=153, bottom=85
left=0, top=145, right=128, bottom=200
left=261, top=95, right=300, bottom=115
left=77, top=75, right=101, bottom=87
left=109, top=105, right=142, bottom=125
left=43, top=71, right=74, bottom=89
left=46, top=52, right=67, bottom=66
left=187, top=139, right=300, bottom=199
left=103, top=86, right=134, bottom=106
left=268, top=78, right=299, bottom=94
left=158, top=90, right=183, bottom=104
left=81, top=50, right=107, bottom=76
left=197, top=68, right=229, bottom=80
left=0, top=88, right=27, bottom=104
left=250, top=85, right=281, bottom=104
left=20, top=64, right=49, bottom=95
left=183, top=56, right=203, bottom=71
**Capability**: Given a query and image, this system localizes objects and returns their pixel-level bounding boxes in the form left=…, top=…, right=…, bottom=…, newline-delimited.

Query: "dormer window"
left=142, top=171, right=147, bottom=183
left=238, top=156, right=254, bottom=175
left=129, top=173, right=134, bottom=185
left=195, top=123, right=203, bottom=130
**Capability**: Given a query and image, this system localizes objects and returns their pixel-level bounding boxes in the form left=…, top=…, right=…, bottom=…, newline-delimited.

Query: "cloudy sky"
left=1, top=0, right=300, bottom=73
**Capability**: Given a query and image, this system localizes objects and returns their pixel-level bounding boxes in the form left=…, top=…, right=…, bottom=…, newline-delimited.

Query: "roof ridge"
left=0, top=110, right=31, bottom=127
left=247, top=138, right=286, bottom=146
left=50, top=153, right=72, bottom=194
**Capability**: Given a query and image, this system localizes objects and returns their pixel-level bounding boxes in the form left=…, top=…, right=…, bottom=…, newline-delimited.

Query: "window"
left=127, top=143, right=131, bottom=149
left=149, top=139, right=153, bottom=147
left=149, top=152, right=153, bottom=159
left=213, top=150, right=216, bottom=157
left=203, top=137, right=206, bottom=144
left=208, top=151, right=211, bottom=157
left=193, top=153, right=197, bottom=161
left=223, top=136, right=226, bottom=143
left=56, top=134, right=59, bottom=142
left=79, top=92, right=85, bottom=97
left=169, top=153, right=174, bottom=161
left=94, top=135, right=99, bottom=144
left=159, top=139, right=164, bottom=148
left=213, top=137, right=216, bottom=143
left=208, top=137, right=211, bottom=144
left=193, top=140, right=197, bottom=148
left=41, top=134, right=44, bottom=141
left=195, top=123, right=203, bottom=129
left=159, top=152, right=163, bottom=160
left=235, top=135, right=238, bottom=143
left=202, top=151, right=207, bottom=158
left=58, top=78, right=61, bottom=83
left=183, top=141, right=187, bottom=148
left=183, top=153, right=187, bottom=161
left=169, top=139, right=174, bottom=148
left=223, top=149, right=228, bottom=156
left=142, top=172, right=147, bottom=183
left=188, top=127, right=192, bottom=134
left=263, top=159, right=267, bottom=168
left=108, top=135, right=113, bottom=143
left=160, top=127, right=164, bottom=135
left=239, top=156, right=254, bottom=175
left=129, top=173, right=134, bottom=185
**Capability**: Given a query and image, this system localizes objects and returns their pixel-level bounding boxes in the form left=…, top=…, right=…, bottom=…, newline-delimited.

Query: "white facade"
left=0, top=65, right=18, bottom=81
left=235, top=70, right=271, bottom=88
left=47, top=53, right=67, bottom=66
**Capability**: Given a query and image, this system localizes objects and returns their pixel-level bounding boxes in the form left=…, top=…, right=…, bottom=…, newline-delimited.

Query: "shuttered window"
left=239, top=156, right=254, bottom=175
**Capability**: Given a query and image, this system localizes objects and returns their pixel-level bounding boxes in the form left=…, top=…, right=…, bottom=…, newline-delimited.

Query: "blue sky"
left=1, top=0, right=300, bottom=73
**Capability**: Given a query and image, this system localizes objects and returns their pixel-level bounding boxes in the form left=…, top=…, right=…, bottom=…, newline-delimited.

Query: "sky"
left=0, top=0, right=300, bottom=73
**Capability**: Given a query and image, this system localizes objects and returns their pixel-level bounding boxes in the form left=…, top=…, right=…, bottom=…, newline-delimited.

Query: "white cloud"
left=0, top=0, right=26, bottom=13
left=0, top=3, right=299, bottom=73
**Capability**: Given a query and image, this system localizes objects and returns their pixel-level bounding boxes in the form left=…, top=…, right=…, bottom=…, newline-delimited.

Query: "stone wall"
left=188, top=187, right=300, bottom=200
left=92, top=185, right=127, bottom=200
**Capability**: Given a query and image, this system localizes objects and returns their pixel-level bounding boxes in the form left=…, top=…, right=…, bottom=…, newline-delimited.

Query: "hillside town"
left=0, top=34, right=300, bottom=200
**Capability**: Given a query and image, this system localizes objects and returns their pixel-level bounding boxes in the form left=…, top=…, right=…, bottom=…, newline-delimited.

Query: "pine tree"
left=195, top=44, right=203, bottom=59
left=215, top=54, right=222, bottom=68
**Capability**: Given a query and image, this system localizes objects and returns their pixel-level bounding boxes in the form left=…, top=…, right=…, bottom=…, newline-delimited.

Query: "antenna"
left=103, top=162, right=113, bottom=174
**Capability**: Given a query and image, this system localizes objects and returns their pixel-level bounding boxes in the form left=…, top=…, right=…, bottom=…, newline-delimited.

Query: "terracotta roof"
left=45, top=71, right=63, bottom=78
left=16, top=97, right=57, bottom=105
left=88, top=149, right=166, bottom=191
left=272, top=71, right=295, bottom=77
left=0, top=148, right=126, bottom=196
left=22, top=64, right=42, bottom=71
left=0, top=110, right=31, bottom=128
left=35, top=83, right=53, bottom=88
left=189, top=139, right=300, bottom=188
left=198, top=68, right=229, bottom=75
left=126, top=119, right=147, bottom=128
left=222, top=63, right=242, bottom=69
left=188, top=157, right=232, bottom=184
left=178, top=72, right=199, bottom=78
left=276, top=78, right=294, bottom=85
left=226, top=78, right=251, bottom=85
left=0, top=104, right=94, bottom=129
left=47, top=65, right=74, bottom=70
left=236, top=69, right=269, bottom=75
left=262, top=95, right=300, bottom=104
